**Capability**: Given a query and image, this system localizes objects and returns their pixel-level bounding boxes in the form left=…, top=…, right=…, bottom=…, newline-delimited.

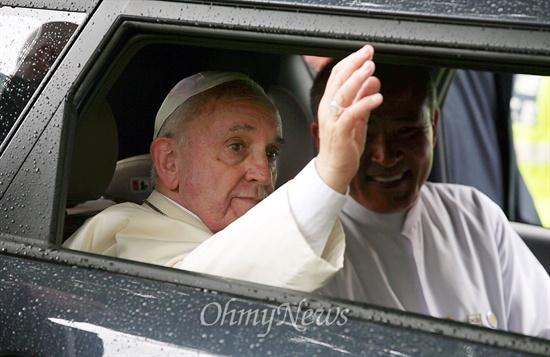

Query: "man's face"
left=350, top=84, right=438, bottom=213
left=175, top=96, right=283, bottom=233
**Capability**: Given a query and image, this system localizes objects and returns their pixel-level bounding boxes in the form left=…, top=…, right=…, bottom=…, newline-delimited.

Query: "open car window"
left=62, top=32, right=550, bottom=330
left=511, top=75, right=550, bottom=228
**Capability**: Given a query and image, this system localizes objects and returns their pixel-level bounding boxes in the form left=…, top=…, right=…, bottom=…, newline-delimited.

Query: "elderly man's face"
left=349, top=83, right=438, bottom=213
left=176, top=96, right=283, bottom=233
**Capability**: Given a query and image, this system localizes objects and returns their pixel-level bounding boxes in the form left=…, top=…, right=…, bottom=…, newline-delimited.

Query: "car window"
left=511, top=75, right=550, bottom=227
left=0, top=7, right=85, bottom=145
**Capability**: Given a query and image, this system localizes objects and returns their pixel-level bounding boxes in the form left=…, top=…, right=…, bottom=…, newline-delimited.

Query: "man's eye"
left=229, top=143, right=244, bottom=152
left=399, top=126, right=417, bottom=135
left=266, top=148, right=280, bottom=160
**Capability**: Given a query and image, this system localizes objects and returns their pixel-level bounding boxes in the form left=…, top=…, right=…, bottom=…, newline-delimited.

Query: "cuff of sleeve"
left=288, top=158, right=348, bottom=256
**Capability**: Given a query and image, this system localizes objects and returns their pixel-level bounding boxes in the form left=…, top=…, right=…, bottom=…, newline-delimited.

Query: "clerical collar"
left=342, top=196, right=407, bottom=233
left=155, top=193, right=203, bottom=222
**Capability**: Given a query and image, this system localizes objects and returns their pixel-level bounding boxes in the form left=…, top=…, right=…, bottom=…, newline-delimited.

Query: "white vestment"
left=64, top=160, right=346, bottom=292
left=321, top=182, right=550, bottom=339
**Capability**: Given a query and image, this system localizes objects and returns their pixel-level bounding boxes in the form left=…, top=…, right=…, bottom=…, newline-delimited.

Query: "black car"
left=1, top=0, right=549, bottom=355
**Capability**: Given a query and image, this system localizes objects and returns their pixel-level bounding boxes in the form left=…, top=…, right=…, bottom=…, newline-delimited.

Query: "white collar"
left=157, top=192, right=203, bottom=222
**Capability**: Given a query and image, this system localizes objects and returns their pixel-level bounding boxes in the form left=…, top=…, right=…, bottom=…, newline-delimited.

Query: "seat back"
left=63, top=99, right=118, bottom=242
left=67, top=100, right=118, bottom=207
left=66, top=99, right=119, bottom=206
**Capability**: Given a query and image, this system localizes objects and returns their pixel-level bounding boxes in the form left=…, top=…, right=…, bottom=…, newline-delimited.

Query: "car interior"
left=63, top=42, right=320, bottom=241
left=61, top=37, right=550, bottom=276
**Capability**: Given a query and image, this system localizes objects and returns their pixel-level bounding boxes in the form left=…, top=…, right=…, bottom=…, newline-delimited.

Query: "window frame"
left=0, top=1, right=549, bottom=353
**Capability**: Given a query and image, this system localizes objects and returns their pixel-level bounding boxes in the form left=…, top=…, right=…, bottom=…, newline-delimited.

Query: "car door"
left=1, top=0, right=549, bottom=355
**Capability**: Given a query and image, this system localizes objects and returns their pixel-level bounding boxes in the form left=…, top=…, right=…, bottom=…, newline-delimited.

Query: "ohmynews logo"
left=200, top=298, right=349, bottom=337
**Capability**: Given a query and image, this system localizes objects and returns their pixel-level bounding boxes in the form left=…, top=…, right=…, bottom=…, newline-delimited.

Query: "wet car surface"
left=0, top=0, right=549, bottom=355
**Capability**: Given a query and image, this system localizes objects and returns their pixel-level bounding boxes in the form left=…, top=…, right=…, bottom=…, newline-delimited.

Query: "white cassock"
left=320, top=182, right=550, bottom=339
left=64, top=159, right=346, bottom=292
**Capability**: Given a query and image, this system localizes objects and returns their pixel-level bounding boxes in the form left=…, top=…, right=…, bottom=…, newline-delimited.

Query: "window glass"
left=0, top=7, right=85, bottom=144
left=511, top=75, right=550, bottom=227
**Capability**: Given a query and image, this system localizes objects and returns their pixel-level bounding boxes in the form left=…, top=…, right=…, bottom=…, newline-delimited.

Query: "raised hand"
left=315, top=45, right=383, bottom=193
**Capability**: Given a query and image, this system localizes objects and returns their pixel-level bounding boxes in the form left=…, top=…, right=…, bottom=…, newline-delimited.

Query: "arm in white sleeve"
left=288, top=158, right=348, bottom=256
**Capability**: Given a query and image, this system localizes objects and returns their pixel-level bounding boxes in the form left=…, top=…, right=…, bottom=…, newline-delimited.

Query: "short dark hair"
left=309, top=59, right=437, bottom=123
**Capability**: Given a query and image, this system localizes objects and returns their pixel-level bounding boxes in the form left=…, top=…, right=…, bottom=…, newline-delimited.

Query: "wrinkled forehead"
left=183, top=81, right=281, bottom=124
left=373, top=89, right=428, bottom=121
left=373, top=67, right=431, bottom=119
left=215, top=93, right=281, bottom=119
left=201, top=95, right=282, bottom=135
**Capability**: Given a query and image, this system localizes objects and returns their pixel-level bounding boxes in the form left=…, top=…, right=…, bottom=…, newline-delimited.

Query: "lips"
left=232, top=188, right=268, bottom=211
left=231, top=197, right=263, bottom=215
left=233, top=196, right=264, bottom=209
left=370, top=172, right=404, bottom=183
left=237, top=197, right=262, bottom=204
left=366, top=171, right=408, bottom=187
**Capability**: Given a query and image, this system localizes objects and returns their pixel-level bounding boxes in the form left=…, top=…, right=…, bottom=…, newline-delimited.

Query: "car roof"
left=182, top=0, right=550, bottom=75
left=229, top=0, right=550, bottom=26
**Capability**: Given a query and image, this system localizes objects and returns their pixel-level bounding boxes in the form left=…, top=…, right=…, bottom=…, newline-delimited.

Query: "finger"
left=324, top=45, right=374, bottom=100
left=335, top=93, right=382, bottom=164
left=354, top=76, right=382, bottom=103
left=352, top=92, right=384, bottom=122
left=319, top=91, right=383, bottom=155
left=337, top=92, right=383, bottom=132
left=331, top=45, right=374, bottom=78
left=333, top=60, right=376, bottom=108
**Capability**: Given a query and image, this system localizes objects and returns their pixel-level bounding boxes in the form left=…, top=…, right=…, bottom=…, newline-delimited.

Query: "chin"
left=372, top=206, right=406, bottom=214
left=362, top=195, right=414, bottom=214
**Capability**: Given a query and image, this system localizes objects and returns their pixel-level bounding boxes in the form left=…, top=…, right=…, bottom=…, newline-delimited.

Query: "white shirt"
left=320, top=182, right=550, bottom=339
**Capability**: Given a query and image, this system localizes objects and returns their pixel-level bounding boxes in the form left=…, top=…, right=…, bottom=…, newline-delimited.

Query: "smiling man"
left=64, top=45, right=384, bottom=292
left=345, top=67, right=436, bottom=214
left=310, top=61, right=550, bottom=339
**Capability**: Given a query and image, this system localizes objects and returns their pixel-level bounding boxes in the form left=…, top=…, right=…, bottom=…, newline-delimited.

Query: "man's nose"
left=245, top=153, right=274, bottom=186
left=370, top=134, right=401, bottom=166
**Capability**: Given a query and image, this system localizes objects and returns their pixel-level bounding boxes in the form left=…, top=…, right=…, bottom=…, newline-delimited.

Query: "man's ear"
left=150, top=137, right=179, bottom=190
left=432, top=107, right=440, bottom=145
left=310, top=122, right=320, bottom=149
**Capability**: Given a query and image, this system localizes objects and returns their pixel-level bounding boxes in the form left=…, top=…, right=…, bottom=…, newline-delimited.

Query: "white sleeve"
left=495, top=208, right=550, bottom=339
left=175, top=175, right=346, bottom=292
left=288, top=159, right=347, bottom=256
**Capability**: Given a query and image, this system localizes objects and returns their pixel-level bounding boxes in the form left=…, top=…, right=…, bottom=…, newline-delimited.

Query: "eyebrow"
left=228, top=124, right=285, bottom=145
left=229, top=124, right=254, bottom=132
left=393, top=114, right=424, bottom=123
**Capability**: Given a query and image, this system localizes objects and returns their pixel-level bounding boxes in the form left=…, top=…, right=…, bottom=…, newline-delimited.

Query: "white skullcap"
left=154, top=71, right=258, bottom=138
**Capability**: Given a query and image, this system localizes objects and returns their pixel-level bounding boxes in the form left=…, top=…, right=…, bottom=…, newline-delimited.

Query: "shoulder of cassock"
left=64, top=186, right=345, bottom=292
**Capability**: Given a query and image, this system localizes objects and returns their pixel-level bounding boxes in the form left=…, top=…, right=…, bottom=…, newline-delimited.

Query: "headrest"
left=104, top=154, right=154, bottom=204
left=66, top=99, right=118, bottom=207
left=15, top=21, right=78, bottom=82
left=268, top=85, right=317, bottom=188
